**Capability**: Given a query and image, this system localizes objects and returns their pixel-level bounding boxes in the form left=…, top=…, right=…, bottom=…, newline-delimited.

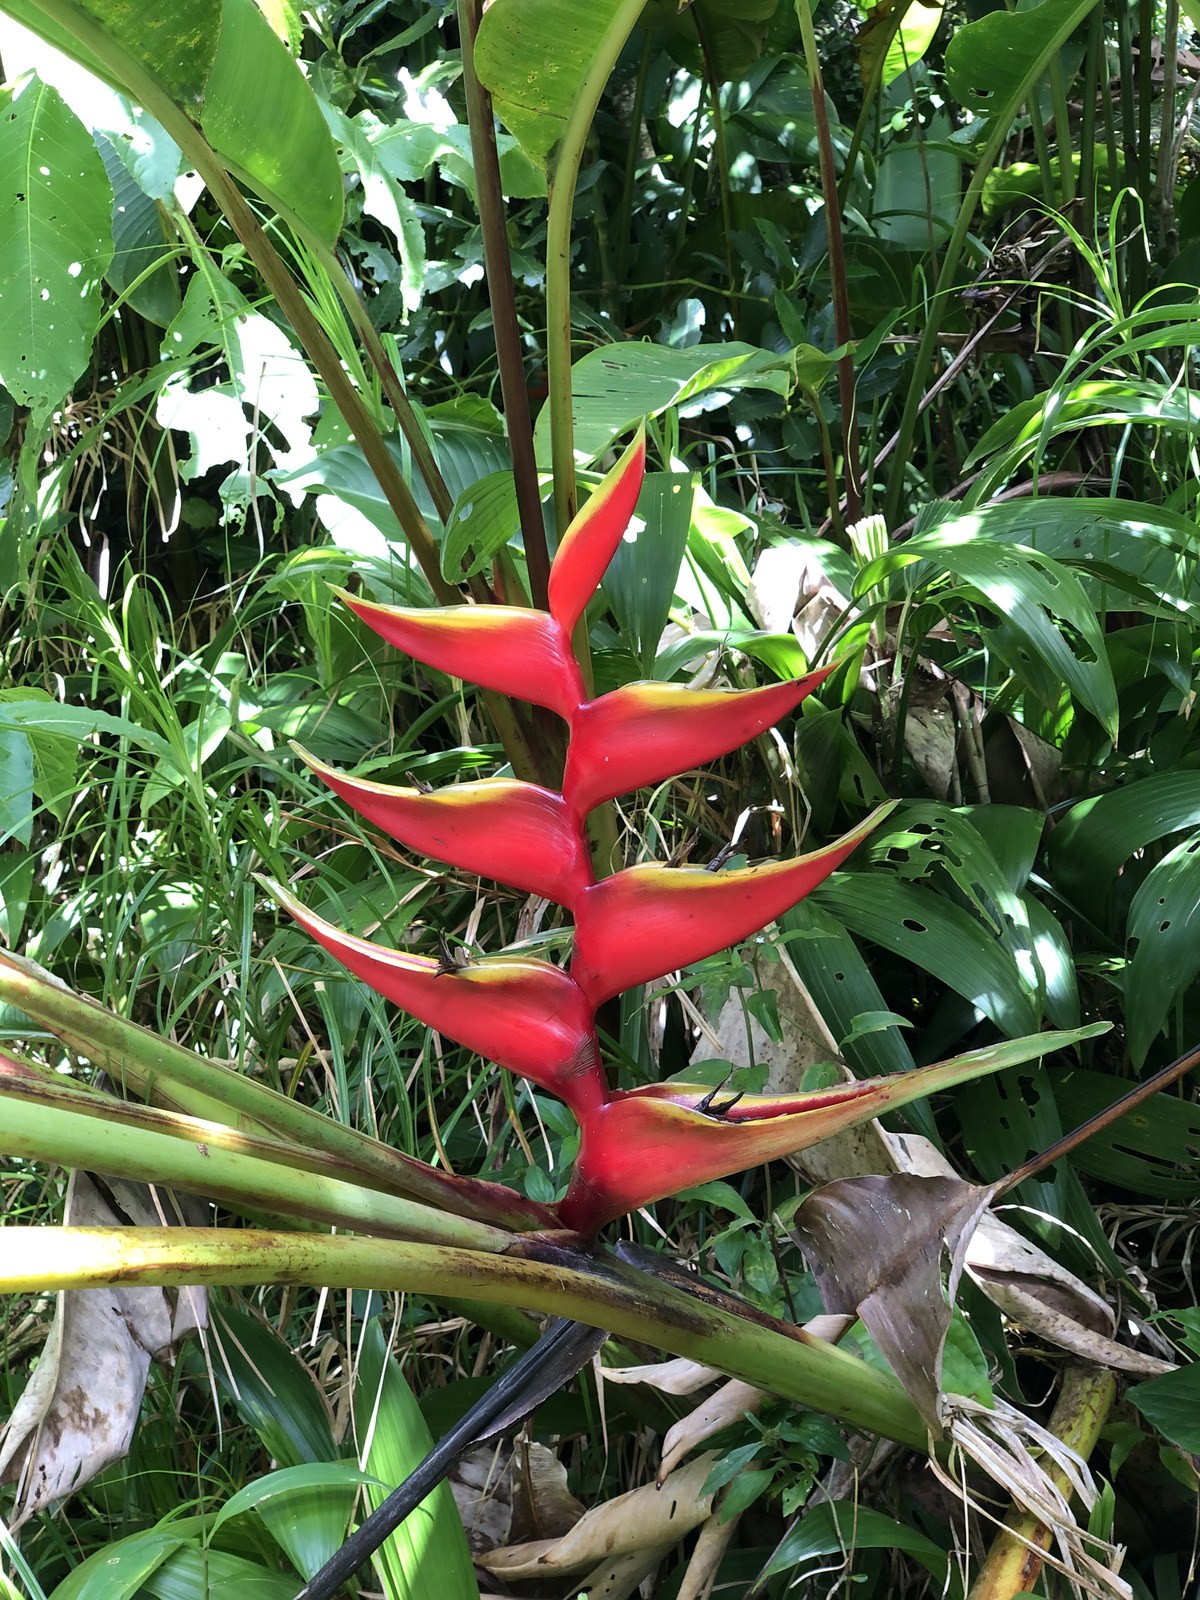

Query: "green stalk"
left=4, top=1226, right=928, bottom=1450
left=795, top=0, right=861, bottom=523
left=0, top=1092, right=513, bottom=1252
left=881, top=0, right=1102, bottom=528
left=546, top=0, right=647, bottom=535
left=0, top=949, right=557, bottom=1233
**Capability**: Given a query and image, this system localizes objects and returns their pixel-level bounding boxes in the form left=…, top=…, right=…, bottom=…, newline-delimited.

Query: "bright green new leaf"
left=761, top=1501, right=959, bottom=1594
left=353, top=1318, right=477, bottom=1600
left=602, top=471, right=696, bottom=673
left=881, top=0, right=944, bottom=87
left=213, top=1464, right=386, bottom=1581
left=0, top=76, right=112, bottom=421
left=48, top=1530, right=186, bottom=1600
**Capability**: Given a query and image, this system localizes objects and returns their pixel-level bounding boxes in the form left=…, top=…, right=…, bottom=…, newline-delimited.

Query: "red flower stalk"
left=270, top=436, right=1011, bottom=1234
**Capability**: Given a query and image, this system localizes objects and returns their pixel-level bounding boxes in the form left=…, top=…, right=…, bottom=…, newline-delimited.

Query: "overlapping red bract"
left=273, top=431, right=916, bottom=1233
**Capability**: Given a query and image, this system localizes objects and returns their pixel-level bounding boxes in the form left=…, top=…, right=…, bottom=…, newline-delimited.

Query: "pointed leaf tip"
left=296, top=747, right=593, bottom=909
left=332, top=587, right=585, bottom=721
left=549, top=428, right=647, bottom=635
left=262, top=878, right=607, bottom=1118
left=571, top=805, right=895, bottom=1005
left=562, top=669, right=834, bottom=820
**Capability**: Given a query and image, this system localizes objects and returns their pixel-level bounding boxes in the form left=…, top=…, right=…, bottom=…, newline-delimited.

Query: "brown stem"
left=457, top=0, right=552, bottom=608
left=999, top=1039, right=1200, bottom=1195
left=795, top=0, right=861, bottom=523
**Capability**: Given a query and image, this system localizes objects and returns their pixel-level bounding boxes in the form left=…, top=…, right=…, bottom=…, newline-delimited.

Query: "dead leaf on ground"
left=659, top=1381, right=764, bottom=1484
left=478, top=1452, right=717, bottom=1580
left=0, top=1172, right=208, bottom=1523
left=449, top=1442, right=513, bottom=1555
left=569, top=1541, right=676, bottom=1600
left=508, top=1438, right=586, bottom=1542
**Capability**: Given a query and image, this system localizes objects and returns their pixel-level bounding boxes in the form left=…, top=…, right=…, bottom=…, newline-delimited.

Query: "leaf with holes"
left=1124, top=830, right=1200, bottom=1066
left=1049, top=772, right=1200, bottom=926
left=0, top=75, right=113, bottom=422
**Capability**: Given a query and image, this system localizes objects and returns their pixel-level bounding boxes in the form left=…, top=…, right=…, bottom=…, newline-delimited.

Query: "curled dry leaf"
left=885, top=1133, right=1175, bottom=1378
left=569, top=1541, right=676, bottom=1600
left=793, top=1172, right=999, bottom=1435
left=600, top=1358, right=724, bottom=1396
left=478, top=1451, right=717, bottom=1580
left=508, top=1438, right=585, bottom=1543
left=0, top=1172, right=207, bottom=1523
left=675, top=1501, right=742, bottom=1600
left=659, top=1381, right=763, bottom=1484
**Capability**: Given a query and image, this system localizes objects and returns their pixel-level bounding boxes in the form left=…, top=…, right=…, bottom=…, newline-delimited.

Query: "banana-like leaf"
left=0, top=0, right=342, bottom=240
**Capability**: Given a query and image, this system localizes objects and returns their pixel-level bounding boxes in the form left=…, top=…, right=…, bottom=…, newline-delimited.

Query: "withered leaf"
left=792, top=1173, right=999, bottom=1435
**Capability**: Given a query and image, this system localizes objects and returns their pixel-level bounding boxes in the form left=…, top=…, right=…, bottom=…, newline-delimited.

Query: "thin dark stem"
left=999, top=1040, right=1200, bottom=1195
left=458, top=0, right=552, bottom=609
left=795, top=0, right=861, bottom=524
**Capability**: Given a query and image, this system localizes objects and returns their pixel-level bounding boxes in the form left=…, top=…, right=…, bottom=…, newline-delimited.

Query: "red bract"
left=333, top=588, right=585, bottom=722
left=275, top=437, right=952, bottom=1232
left=548, top=430, right=646, bottom=635
left=569, top=806, right=893, bottom=1006
left=269, top=878, right=606, bottom=1121
left=557, top=1047, right=1034, bottom=1229
left=292, top=746, right=592, bottom=908
left=561, top=674, right=832, bottom=820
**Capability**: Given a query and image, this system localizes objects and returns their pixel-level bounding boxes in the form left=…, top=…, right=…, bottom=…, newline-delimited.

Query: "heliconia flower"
left=548, top=430, right=646, bottom=636
left=561, top=671, right=835, bottom=821
left=556, top=1046, right=1021, bottom=1232
left=569, top=804, right=895, bottom=1006
left=332, top=586, right=585, bottom=722
left=292, top=745, right=594, bottom=909
left=262, top=878, right=607, bottom=1121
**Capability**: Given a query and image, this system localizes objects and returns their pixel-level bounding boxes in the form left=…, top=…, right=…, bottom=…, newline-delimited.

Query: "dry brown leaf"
left=478, top=1451, right=717, bottom=1578
left=904, top=702, right=958, bottom=800
left=600, top=1358, right=723, bottom=1396
left=449, top=1442, right=512, bottom=1555
left=793, top=1173, right=999, bottom=1435
left=658, top=1382, right=763, bottom=1484
left=883, top=1133, right=1174, bottom=1378
left=676, top=1503, right=742, bottom=1600
left=0, top=1172, right=208, bottom=1523
left=568, top=1542, right=676, bottom=1600
left=508, top=1438, right=586, bottom=1542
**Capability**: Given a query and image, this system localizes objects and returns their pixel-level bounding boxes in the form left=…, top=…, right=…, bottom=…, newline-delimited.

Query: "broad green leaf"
left=199, top=0, right=341, bottom=241
left=941, top=1308, right=994, bottom=1405
left=353, top=1318, right=477, bottom=1600
left=0, top=727, right=34, bottom=846
left=96, top=132, right=180, bottom=325
left=760, top=1501, right=958, bottom=1594
left=602, top=471, right=696, bottom=672
left=777, top=901, right=920, bottom=1078
left=535, top=342, right=791, bottom=467
left=142, top=1545, right=300, bottom=1600
left=1048, top=773, right=1200, bottom=925
left=441, top=470, right=528, bottom=582
left=641, top=0, right=780, bottom=83
left=474, top=0, right=632, bottom=169
left=0, top=76, right=113, bottom=420
left=367, top=112, right=545, bottom=200
left=1024, top=894, right=1079, bottom=1030
left=857, top=532, right=1118, bottom=740
left=945, top=0, right=1093, bottom=116
left=0, top=849, right=35, bottom=948
left=1050, top=1064, right=1200, bottom=1200
left=1129, top=1364, right=1200, bottom=1455
left=0, top=696, right=173, bottom=761
left=321, top=103, right=424, bottom=308
left=815, top=874, right=1040, bottom=1038
left=207, top=1304, right=338, bottom=1467
left=213, top=1464, right=385, bottom=1582
left=1124, top=831, right=1200, bottom=1066
left=654, top=627, right=807, bottom=682
left=882, top=0, right=943, bottom=86
left=48, top=1530, right=186, bottom=1600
